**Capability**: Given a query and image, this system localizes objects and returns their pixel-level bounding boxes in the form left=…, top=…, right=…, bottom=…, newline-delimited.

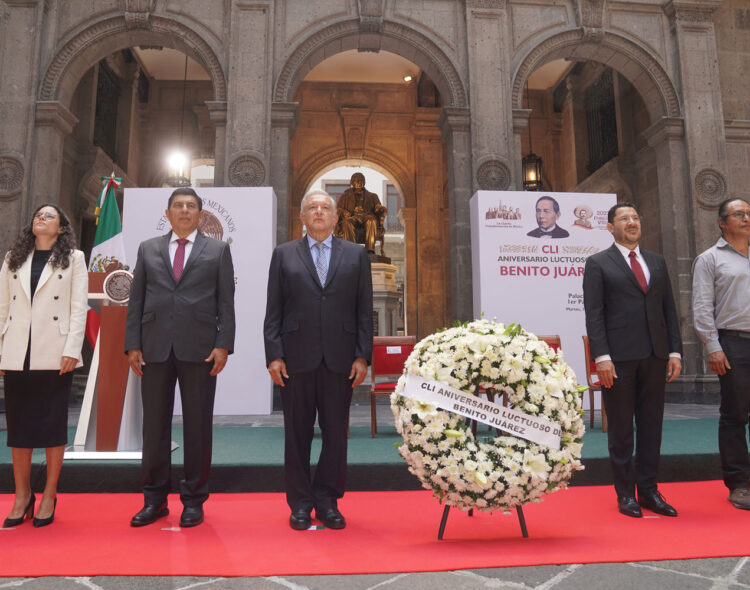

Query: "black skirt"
left=4, top=369, right=73, bottom=448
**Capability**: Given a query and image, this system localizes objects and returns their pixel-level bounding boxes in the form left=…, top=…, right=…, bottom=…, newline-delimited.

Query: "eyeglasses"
left=726, top=211, right=750, bottom=220
left=33, top=212, right=58, bottom=221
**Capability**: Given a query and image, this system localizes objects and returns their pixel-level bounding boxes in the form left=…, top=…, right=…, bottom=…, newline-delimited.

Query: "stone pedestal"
left=371, top=262, right=401, bottom=337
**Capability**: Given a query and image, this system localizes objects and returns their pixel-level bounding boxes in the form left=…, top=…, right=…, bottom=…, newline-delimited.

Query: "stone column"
left=206, top=101, right=227, bottom=186
left=414, top=112, right=448, bottom=338
left=643, top=116, right=705, bottom=387
left=465, top=0, right=514, bottom=192
left=400, top=207, right=416, bottom=336
left=30, top=102, right=79, bottom=210
left=0, top=0, right=45, bottom=253
left=666, top=0, right=729, bottom=254
left=115, top=63, right=138, bottom=171
left=270, top=102, right=299, bottom=244
left=512, top=109, right=531, bottom=189
left=225, top=1, right=273, bottom=188
left=438, top=107, right=473, bottom=325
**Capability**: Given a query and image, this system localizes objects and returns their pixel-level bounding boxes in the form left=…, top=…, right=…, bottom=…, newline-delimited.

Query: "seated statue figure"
left=335, top=172, right=388, bottom=257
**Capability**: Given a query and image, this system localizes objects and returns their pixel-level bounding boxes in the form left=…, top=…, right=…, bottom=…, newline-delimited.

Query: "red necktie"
left=173, top=238, right=188, bottom=281
left=628, top=250, right=648, bottom=293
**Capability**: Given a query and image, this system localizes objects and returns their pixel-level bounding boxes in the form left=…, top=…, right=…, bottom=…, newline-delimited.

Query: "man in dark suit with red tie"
left=125, top=187, right=235, bottom=528
left=264, top=189, right=373, bottom=530
left=583, top=202, right=682, bottom=518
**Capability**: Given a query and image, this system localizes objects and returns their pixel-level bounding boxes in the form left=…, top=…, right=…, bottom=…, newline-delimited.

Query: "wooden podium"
left=66, top=271, right=141, bottom=458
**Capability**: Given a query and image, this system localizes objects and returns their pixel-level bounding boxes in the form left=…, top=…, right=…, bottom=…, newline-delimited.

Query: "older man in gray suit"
left=125, top=187, right=235, bottom=528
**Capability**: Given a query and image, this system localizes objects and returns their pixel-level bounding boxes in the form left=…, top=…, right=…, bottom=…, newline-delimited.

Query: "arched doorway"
left=281, top=47, right=460, bottom=338
left=29, top=15, right=227, bottom=237
left=271, top=22, right=471, bottom=337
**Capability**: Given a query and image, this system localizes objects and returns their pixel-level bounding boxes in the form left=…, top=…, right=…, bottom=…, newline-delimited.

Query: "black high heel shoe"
left=3, top=493, right=35, bottom=528
left=33, top=497, right=56, bottom=528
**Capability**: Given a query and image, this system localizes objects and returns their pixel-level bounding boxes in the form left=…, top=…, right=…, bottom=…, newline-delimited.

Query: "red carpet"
left=0, top=480, right=747, bottom=577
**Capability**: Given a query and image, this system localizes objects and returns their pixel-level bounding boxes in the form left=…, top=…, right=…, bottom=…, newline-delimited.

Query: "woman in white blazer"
left=0, top=204, right=87, bottom=528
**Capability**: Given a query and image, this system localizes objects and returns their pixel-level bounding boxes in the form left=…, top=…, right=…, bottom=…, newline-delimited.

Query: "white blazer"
left=0, top=249, right=88, bottom=371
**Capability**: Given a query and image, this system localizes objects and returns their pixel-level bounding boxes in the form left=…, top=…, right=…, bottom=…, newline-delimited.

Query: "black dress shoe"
left=639, top=489, right=678, bottom=517
left=130, top=502, right=169, bottom=527
left=179, top=505, right=204, bottom=528
left=33, top=497, right=57, bottom=528
left=315, top=507, right=346, bottom=529
left=3, top=493, right=35, bottom=528
left=289, top=508, right=311, bottom=530
left=617, top=495, right=643, bottom=518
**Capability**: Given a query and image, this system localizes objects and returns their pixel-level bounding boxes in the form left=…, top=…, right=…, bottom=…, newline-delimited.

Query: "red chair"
left=582, top=335, right=607, bottom=432
left=370, top=336, right=417, bottom=437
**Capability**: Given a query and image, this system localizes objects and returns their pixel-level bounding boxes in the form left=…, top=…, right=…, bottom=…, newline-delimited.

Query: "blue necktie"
left=315, top=242, right=328, bottom=287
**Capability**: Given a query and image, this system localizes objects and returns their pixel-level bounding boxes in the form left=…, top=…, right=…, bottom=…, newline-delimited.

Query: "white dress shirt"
left=168, top=229, right=198, bottom=266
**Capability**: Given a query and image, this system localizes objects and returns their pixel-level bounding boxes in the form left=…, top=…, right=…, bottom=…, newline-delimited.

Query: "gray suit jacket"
left=125, top=231, right=235, bottom=363
left=263, top=236, right=373, bottom=375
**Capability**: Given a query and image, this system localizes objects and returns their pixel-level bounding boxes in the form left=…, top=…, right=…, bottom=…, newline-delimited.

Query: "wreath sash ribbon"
left=402, top=374, right=562, bottom=449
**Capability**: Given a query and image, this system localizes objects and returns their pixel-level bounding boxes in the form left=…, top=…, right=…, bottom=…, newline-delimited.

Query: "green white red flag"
left=88, top=173, right=126, bottom=272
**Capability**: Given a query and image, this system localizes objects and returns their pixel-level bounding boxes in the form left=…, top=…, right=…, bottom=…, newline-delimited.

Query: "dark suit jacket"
left=264, top=236, right=373, bottom=375
left=527, top=225, right=570, bottom=238
left=125, top=231, right=236, bottom=363
left=583, top=243, right=681, bottom=362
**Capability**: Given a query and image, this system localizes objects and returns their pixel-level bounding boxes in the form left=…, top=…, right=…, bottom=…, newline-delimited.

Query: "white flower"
left=523, top=450, right=552, bottom=479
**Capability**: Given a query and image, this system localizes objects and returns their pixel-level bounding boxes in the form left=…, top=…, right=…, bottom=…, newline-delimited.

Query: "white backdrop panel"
left=470, top=191, right=617, bottom=408
left=123, top=187, right=276, bottom=415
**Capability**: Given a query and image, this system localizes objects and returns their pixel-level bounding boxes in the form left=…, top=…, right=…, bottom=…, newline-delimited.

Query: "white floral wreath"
left=391, top=319, right=585, bottom=512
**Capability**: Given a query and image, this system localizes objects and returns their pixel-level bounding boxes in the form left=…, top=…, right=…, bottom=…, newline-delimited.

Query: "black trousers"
left=281, top=362, right=353, bottom=512
left=140, top=351, right=217, bottom=507
left=602, top=355, right=667, bottom=498
left=717, top=333, right=750, bottom=491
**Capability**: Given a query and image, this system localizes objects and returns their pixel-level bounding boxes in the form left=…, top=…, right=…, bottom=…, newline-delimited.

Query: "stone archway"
left=40, top=15, right=226, bottom=104
left=271, top=21, right=472, bottom=334
left=31, top=14, right=228, bottom=214
left=273, top=19, right=467, bottom=109
left=511, top=29, right=680, bottom=122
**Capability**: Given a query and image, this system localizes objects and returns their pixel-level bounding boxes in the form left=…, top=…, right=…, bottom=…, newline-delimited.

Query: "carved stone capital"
left=438, top=107, right=471, bottom=137
left=35, top=101, right=79, bottom=135
left=642, top=117, right=685, bottom=147
left=205, top=101, right=228, bottom=126
left=511, top=109, right=532, bottom=134
left=228, top=152, right=266, bottom=186
left=271, top=102, right=299, bottom=135
left=0, top=151, right=24, bottom=199
left=665, top=1, right=721, bottom=25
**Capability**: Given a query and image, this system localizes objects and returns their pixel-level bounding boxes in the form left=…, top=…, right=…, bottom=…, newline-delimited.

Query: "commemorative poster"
left=123, top=187, right=276, bottom=415
left=470, top=190, right=617, bottom=409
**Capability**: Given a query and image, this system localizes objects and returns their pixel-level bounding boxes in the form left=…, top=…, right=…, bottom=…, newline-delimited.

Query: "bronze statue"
left=335, top=172, right=388, bottom=257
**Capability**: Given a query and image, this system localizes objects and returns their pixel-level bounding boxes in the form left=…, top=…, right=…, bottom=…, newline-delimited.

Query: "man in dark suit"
left=583, top=202, right=682, bottom=518
left=125, top=187, right=235, bottom=528
left=264, top=189, right=373, bottom=530
left=527, top=196, right=570, bottom=238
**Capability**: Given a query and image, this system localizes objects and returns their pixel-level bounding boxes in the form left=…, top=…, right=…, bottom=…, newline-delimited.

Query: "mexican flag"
left=88, top=174, right=126, bottom=272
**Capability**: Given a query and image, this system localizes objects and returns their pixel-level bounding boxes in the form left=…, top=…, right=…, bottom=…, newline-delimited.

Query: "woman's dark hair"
left=5, top=203, right=76, bottom=271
